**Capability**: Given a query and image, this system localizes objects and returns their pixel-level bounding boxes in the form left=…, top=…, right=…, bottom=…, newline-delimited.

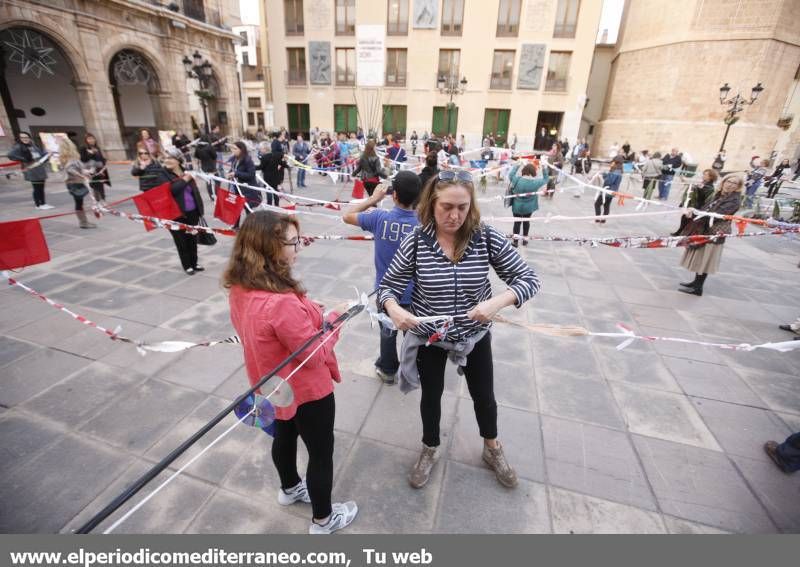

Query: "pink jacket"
left=228, top=286, right=341, bottom=420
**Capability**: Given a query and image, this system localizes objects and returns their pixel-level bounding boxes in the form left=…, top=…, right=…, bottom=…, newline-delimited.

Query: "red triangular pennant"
left=351, top=179, right=365, bottom=199
left=0, top=219, right=50, bottom=269
left=132, top=182, right=182, bottom=232
left=214, top=187, right=246, bottom=226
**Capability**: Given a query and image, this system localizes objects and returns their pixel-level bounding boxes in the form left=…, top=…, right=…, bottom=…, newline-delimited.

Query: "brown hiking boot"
left=482, top=442, right=518, bottom=488
left=408, top=444, right=439, bottom=488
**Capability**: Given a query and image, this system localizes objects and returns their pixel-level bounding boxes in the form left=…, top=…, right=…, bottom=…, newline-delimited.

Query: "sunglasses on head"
left=437, top=170, right=474, bottom=184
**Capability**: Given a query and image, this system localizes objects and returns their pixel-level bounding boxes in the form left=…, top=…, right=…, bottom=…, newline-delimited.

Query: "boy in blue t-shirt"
left=343, top=170, right=422, bottom=383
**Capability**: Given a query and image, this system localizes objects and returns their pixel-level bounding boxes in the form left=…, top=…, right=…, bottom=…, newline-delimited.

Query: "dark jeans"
left=594, top=193, right=613, bottom=217
left=71, top=193, right=85, bottom=212
left=272, top=393, right=335, bottom=519
left=204, top=175, right=218, bottom=201
left=90, top=182, right=106, bottom=202
left=265, top=190, right=280, bottom=207
left=659, top=175, right=673, bottom=200
left=417, top=332, right=497, bottom=447
left=170, top=209, right=200, bottom=270
left=375, top=303, right=410, bottom=374
left=512, top=213, right=532, bottom=238
left=297, top=167, right=306, bottom=187
left=777, top=432, right=800, bottom=473
left=31, top=181, right=46, bottom=206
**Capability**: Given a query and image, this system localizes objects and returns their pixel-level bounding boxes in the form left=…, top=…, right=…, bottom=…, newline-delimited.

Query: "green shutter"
left=497, top=109, right=510, bottom=143
left=432, top=107, right=445, bottom=136
left=383, top=105, right=393, bottom=135
left=334, top=106, right=346, bottom=133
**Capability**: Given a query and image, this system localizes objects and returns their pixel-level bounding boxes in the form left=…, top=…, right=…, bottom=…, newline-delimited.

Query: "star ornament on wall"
left=3, top=29, right=57, bottom=78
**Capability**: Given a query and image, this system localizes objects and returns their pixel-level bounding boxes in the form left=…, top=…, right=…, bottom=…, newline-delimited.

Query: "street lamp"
left=717, top=81, right=764, bottom=153
left=183, top=51, right=215, bottom=134
left=437, top=74, right=467, bottom=136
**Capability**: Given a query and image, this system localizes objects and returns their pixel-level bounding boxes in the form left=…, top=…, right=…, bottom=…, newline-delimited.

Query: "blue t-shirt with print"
left=357, top=206, right=418, bottom=305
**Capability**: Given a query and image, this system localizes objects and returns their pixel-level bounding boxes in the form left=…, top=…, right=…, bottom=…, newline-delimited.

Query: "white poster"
left=356, top=25, right=385, bottom=87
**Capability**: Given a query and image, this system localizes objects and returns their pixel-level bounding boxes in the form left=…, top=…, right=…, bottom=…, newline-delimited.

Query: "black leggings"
left=31, top=181, right=46, bottom=206
left=513, top=213, right=532, bottom=238
left=265, top=190, right=280, bottom=207
left=594, top=194, right=613, bottom=216
left=170, top=210, right=200, bottom=270
left=272, top=393, right=335, bottom=519
left=364, top=180, right=379, bottom=197
left=417, top=333, right=497, bottom=447
left=90, top=182, right=106, bottom=202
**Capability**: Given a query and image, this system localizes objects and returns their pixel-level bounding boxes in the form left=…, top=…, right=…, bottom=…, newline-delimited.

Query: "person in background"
left=352, top=140, right=388, bottom=197
left=418, top=151, right=439, bottom=188
left=172, top=131, right=192, bottom=165
left=386, top=137, right=407, bottom=172
left=410, top=130, right=419, bottom=155
left=228, top=141, right=259, bottom=215
left=163, top=148, right=205, bottom=275
left=80, top=133, right=110, bottom=205
left=131, top=148, right=168, bottom=192
left=510, top=133, right=518, bottom=151
left=765, top=158, right=792, bottom=199
left=671, top=168, right=718, bottom=236
left=659, top=147, right=684, bottom=200
left=677, top=174, right=743, bottom=296
left=595, top=158, right=622, bottom=222
left=545, top=142, right=563, bottom=198
left=292, top=134, right=310, bottom=188
left=136, top=128, right=162, bottom=160
left=194, top=136, right=219, bottom=201
left=259, top=141, right=287, bottom=208
left=8, top=131, right=52, bottom=209
left=572, top=149, right=592, bottom=198
left=764, top=433, right=800, bottom=474
left=224, top=211, right=359, bottom=534
left=744, top=158, right=769, bottom=207
left=640, top=151, right=662, bottom=201
left=379, top=170, right=541, bottom=490
left=508, top=160, right=546, bottom=247
left=343, top=172, right=422, bottom=383
left=58, top=138, right=96, bottom=229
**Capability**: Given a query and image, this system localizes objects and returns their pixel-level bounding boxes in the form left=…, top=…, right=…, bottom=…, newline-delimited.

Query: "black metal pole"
left=74, top=301, right=368, bottom=534
left=719, top=121, right=732, bottom=153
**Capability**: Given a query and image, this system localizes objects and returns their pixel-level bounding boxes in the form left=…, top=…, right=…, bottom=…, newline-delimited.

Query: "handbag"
left=197, top=217, right=217, bottom=246
left=66, top=183, right=89, bottom=198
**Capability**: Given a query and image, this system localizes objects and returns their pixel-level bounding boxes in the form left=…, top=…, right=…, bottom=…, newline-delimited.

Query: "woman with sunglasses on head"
left=379, top=170, right=541, bottom=489
left=224, top=211, right=358, bottom=534
left=162, top=148, right=205, bottom=275
left=131, top=148, right=168, bottom=192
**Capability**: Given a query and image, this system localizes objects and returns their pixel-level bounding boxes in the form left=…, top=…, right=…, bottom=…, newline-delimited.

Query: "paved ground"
left=0, top=162, right=798, bottom=534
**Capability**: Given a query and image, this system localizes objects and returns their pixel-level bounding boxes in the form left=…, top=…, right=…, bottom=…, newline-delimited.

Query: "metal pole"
left=719, top=121, right=731, bottom=153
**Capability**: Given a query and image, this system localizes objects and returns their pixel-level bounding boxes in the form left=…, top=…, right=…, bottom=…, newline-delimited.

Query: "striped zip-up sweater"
left=379, top=223, right=541, bottom=341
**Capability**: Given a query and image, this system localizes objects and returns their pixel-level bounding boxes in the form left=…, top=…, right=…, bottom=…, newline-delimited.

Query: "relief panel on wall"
left=517, top=44, right=546, bottom=90
left=309, top=41, right=331, bottom=85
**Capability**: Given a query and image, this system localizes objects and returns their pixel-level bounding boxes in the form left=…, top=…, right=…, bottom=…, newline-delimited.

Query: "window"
left=335, top=48, right=356, bottom=85
left=441, top=0, right=464, bottom=36
left=483, top=109, right=511, bottom=144
left=545, top=51, right=571, bottom=91
left=432, top=106, right=458, bottom=137
left=285, top=0, right=304, bottom=35
left=387, top=0, right=409, bottom=35
left=437, top=49, right=461, bottom=84
left=385, top=48, right=407, bottom=87
left=287, top=48, right=307, bottom=85
left=490, top=50, right=514, bottom=90
left=242, top=51, right=250, bottom=66
left=334, top=104, right=358, bottom=132
left=183, top=0, right=206, bottom=22
left=336, top=0, right=355, bottom=35
left=247, top=112, right=255, bottom=127
left=239, top=31, right=249, bottom=46
left=257, top=112, right=265, bottom=128
left=383, top=105, right=407, bottom=136
left=287, top=103, right=310, bottom=136
left=248, top=97, right=261, bottom=109
left=496, top=0, right=521, bottom=37
left=553, top=0, right=580, bottom=38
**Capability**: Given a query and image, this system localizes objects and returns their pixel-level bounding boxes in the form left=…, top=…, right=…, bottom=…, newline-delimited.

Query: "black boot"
left=680, top=274, right=700, bottom=288
left=679, top=273, right=707, bottom=296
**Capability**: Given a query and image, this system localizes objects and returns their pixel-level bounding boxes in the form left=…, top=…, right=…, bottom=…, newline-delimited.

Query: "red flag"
left=281, top=204, right=297, bottom=211
left=324, top=202, right=341, bottom=210
left=214, top=187, right=246, bottom=225
left=132, top=182, right=182, bottom=232
left=0, top=219, right=50, bottom=269
left=351, top=179, right=365, bottom=199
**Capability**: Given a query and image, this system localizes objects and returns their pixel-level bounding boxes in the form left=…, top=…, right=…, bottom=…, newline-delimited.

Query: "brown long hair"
left=417, top=176, right=481, bottom=262
left=362, top=140, right=377, bottom=159
left=222, top=211, right=305, bottom=293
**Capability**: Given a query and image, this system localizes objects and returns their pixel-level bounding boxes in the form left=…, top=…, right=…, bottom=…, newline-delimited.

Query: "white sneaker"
left=38, top=204, right=55, bottom=210
left=308, top=501, right=358, bottom=534
left=277, top=479, right=311, bottom=506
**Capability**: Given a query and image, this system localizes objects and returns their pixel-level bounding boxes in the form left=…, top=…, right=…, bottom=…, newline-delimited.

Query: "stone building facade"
left=0, top=0, right=243, bottom=160
left=593, top=0, right=800, bottom=170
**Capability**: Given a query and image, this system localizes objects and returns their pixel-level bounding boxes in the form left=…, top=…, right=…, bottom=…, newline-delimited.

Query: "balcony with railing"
left=182, top=0, right=206, bottom=23
left=285, top=69, right=307, bottom=86
left=544, top=74, right=570, bottom=93
left=489, top=72, right=513, bottom=91
left=553, top=23, right=577, bottom=38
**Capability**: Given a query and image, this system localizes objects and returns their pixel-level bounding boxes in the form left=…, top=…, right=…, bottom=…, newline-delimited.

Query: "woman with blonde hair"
left=58, top=138, right=96, bottom=229
left=224, top=211, right=358, bottom=534
left=379, top=170, right=541, bottom=490
left=677, top=173, right=744, bottom=296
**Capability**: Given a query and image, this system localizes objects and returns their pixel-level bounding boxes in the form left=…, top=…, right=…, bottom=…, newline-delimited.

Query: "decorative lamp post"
left=717, top=81, right=764, bottom=153
left=183, top=51, right=215, bottom=134
left=437, top=74, right=468, bottom=136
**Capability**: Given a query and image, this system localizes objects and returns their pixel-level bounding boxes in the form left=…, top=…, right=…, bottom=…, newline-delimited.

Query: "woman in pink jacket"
left=224, top=210, right=358, bottom=534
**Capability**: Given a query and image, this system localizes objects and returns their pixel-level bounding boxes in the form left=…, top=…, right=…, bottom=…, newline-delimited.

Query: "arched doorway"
left=109, top=49, right=162, bottom=158
left=0, top=27, right=86, bottom=147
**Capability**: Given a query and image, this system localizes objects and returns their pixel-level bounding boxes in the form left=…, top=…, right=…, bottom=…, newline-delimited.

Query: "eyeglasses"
left=437, top=170, right=474, bottom=184
left=281, top=239, right=303, bottom=252
left=138, top=152, right=150, bottom=156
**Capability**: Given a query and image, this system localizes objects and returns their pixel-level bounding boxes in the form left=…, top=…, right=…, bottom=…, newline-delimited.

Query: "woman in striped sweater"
left=379, top=170, right=541, bottom=489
